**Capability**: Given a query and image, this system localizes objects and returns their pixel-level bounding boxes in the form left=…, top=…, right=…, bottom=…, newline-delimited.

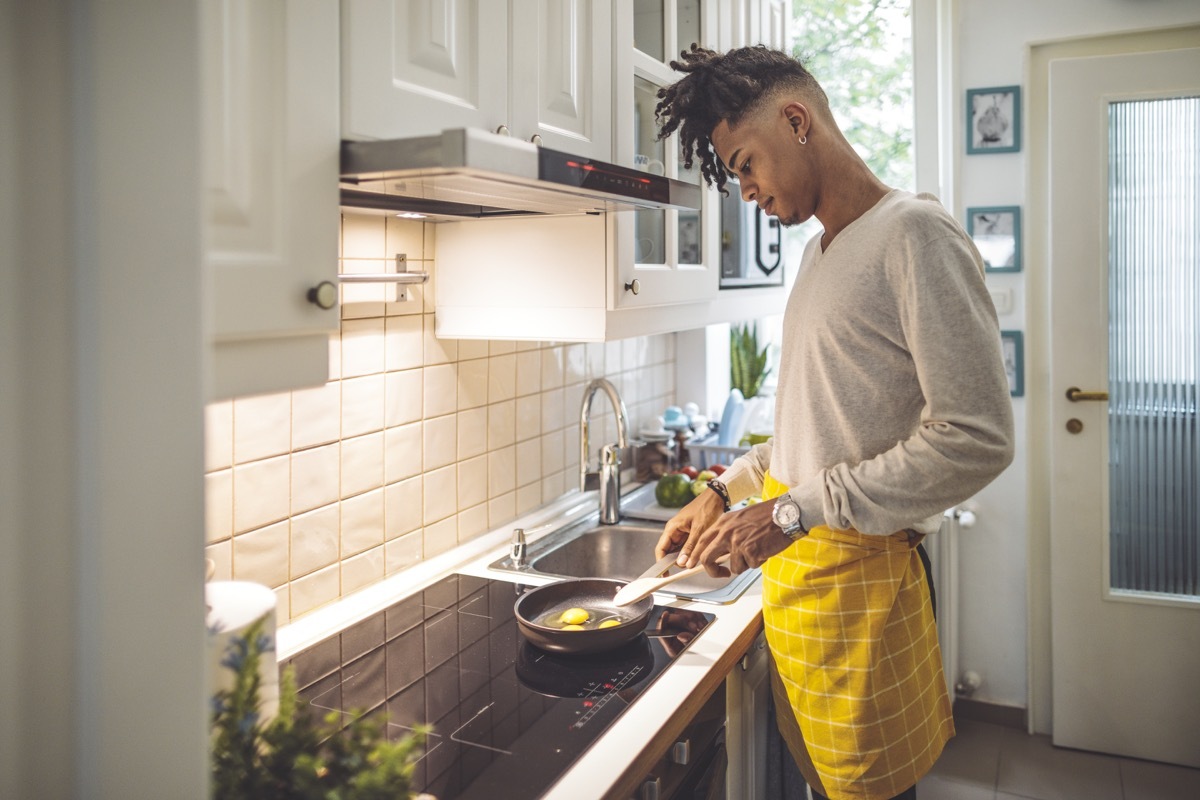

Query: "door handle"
left=1066, top=387, right=1109, bottom=402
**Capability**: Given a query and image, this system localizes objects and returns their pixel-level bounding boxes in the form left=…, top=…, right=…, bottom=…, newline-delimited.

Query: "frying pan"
left=514, top=578, right=654, bottom=655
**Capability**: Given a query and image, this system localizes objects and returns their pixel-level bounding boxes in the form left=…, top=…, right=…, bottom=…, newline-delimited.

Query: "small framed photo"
left=967, top=85, right=1021, bottom=154
left=967, top=205, right=1022, bottom=273
left=1001, top=330, right=1024, bottom=397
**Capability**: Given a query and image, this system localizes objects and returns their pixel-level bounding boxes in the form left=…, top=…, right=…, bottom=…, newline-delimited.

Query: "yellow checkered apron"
left=761, top=474, right=953, bottom=799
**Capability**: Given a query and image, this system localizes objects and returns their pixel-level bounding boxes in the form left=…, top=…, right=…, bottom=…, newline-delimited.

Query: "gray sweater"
left=721, top=190, right=1014, bottom=536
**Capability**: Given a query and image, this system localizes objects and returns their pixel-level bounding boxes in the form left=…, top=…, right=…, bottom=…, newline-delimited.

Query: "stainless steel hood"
left=339, top=128, right=702, bottom=220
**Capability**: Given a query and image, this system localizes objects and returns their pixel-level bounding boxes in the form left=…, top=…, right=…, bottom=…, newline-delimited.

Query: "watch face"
left=773, top=497, right=800, bottom=528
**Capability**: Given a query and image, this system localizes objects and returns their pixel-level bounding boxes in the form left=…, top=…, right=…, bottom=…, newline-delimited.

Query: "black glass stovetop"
left=281, top=573, right=714, bottom=800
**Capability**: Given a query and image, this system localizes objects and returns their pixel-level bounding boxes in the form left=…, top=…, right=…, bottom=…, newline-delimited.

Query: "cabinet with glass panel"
left=611, top=0, right=722, bottom=310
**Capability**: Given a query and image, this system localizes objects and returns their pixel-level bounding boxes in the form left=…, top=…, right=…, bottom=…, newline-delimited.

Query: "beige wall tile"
left=457, top=503, right=489, bottom=542
left=341, top=545, right=385, bottom=595
left=515, top=439, right=541, bottom=489
left=541, top=431, right=564, bottom=476
left=233, top=455, right=290, bottom=533
left=233, top=392, right=292, bottom=463
left=423, top=517, right=458, bottom=558
left=458, top=339, right=489, bottom=360
left=341, top=431, right=384, bottom=498
left=205, top=469, right=233, bottom=544
left=423, top=313, right=457, bottom=365
left=342, top=374, right=385, bottom=438
left=341, top=488, right=384, bottom=557
left=488, top=354, right=516, bottom=402
left=515, top=395, right=540, bottom=442
left=487, top=492, right=516, bottom=529
left=291, top=564, right=340, bottom=617
left=515, top=350, right=541, bottom=396
left=290, top=503, right=339, bottom=579
left=384, top=476, right=422, bottom=540
left=541, top=388, right=565, bottom=433
left=385, top=531, right=423, bottom=575
left=342, top=213, right=386, bottom=258
left=422, top=413, right=457, bottom=471
left=487, top=400, right=515, bottom=450
left=516, top=482, right=542, bottom=516
left=385, top=315, right=423, bottom=372
left=273, top=586, right=290, bottom=629
left=205, top=401, right=233, bottom=472
left=456, top=357, right=489, bottom=410
left=340, top=257, right=391, bottom=306
left=564, top=343, right=587, bottom=384
left=232, top=520, right=290, bottom=588
left=541, top=346, right=564, bottom=390
left=292, top=382, right=341, bottom=450
left=488, top=446, right=516, bottom=498
left=327, top=332, right=342, bottom=381
left=423, top=363, right=457, bottom=418
left=385, top=369, right=422, bottom=427
left=586, top=342, right=605, bottom=376
left=456, top=407, right=487, bottom=460
left=341, top=318, right=386, bottom=378
left=206, top=539, right=232, bottom=581
left=384, top=423, right=423, bottom=483
left=422, top=464, right=457, bottom=525
left=605, top=340, right=622, bottom=375
left=385, top=217, right=425, bottom=261
left=456, top=456, right=488, bottom=510
left=489, top=341, right=516, bottom=356
left=291, top=444, right=340, bottom=516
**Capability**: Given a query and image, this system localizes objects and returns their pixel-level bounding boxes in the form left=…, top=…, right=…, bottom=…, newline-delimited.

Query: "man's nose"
left=739, top=181, right=755, bottom=202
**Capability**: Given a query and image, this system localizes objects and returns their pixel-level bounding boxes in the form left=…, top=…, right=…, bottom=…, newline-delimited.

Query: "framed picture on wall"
left=967, top=205, right=1022, bottom=272
left=967, top=85, right=1021, bottom=154
left=1000, top=330, right=1024, bottom=397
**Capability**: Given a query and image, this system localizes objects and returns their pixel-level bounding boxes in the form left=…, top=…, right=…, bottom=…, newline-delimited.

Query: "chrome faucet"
left=579, top=377, right=630, bottom=524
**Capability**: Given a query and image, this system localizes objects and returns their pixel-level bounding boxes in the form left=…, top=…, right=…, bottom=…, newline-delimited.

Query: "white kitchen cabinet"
left=202, top=0, right=340, bottom=400
left=726, top=630, right=771, bottom=799
left=341, top=0, right=612, bottom=161
left=610, top=0, right=722, bottom=311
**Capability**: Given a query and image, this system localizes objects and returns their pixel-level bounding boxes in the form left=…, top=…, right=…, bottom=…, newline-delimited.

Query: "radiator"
left=929, top=507, right=975, bottom=698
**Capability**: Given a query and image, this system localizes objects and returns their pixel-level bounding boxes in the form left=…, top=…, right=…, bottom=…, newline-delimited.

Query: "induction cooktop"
left=280, top=573, right=714, bottom=800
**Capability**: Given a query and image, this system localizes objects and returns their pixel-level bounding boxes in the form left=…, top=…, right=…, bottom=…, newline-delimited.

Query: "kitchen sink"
left=488, top=508, right=760, bottom=604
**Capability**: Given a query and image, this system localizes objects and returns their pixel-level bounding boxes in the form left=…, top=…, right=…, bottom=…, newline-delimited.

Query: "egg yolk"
left=559, top=607, right=590, bottom=625
left=598, top=619, right=620, bottom=629
left=561, top=624, right=585, bottom=631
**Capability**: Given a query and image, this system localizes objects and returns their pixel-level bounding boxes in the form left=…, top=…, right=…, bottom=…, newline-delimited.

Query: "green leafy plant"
left=730, top=322, right=771, bottom=399
left=210, top=617, right=430, bottom=800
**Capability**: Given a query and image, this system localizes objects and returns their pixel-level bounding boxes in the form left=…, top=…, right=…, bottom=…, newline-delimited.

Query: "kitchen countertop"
left=276, top=487, right=766, bottom=800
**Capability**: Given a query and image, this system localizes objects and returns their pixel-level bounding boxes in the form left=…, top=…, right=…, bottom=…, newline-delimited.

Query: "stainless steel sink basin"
left=489, top=513, right=759, bottom=604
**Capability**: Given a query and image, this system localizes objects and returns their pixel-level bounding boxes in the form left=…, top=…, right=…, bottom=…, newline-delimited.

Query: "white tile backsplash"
left=204, top=212, right=678, bottom=622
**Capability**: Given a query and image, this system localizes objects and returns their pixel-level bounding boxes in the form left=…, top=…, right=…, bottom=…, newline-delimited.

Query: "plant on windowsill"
left=730, top=321, right=771, bottom=399
left=210, top=616, right=432, bottom=800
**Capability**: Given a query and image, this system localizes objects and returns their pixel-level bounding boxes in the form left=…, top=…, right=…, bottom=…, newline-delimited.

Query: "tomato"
left=706, top=464, right=727, bottom=476
left=677, top=466, right=699, bottom=479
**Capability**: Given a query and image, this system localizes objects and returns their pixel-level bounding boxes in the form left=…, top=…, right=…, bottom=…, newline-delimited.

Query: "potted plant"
left=730, top=323, right=775, bottom=445
left=210, top=616, right=432, bottom=800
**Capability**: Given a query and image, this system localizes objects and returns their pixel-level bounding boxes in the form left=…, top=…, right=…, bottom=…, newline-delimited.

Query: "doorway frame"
left=1025, top=22, right=1200, bottom=737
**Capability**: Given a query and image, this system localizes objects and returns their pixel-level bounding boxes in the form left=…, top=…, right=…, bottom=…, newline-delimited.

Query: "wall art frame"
left=967, top=85, right=1021, bottom=154
left=967, top=205, right=1022, bottom=272
left=1001, top=330, right=1024, bottom=397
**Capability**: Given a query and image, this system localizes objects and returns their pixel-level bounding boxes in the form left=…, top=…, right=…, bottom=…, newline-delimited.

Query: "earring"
left=798, top=135, right=807, bottom=145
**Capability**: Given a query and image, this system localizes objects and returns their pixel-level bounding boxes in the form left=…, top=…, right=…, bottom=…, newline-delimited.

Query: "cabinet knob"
left=625, top=279, right=641, bottom=295
left=530, top=134, right=543, bottom=146
left=495, top=124, right=510, bottom=136
left=306, top=281, right=337, bottom=310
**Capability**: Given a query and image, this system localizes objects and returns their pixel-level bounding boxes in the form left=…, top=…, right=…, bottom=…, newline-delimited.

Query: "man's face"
left=710, top=105, right=813, bottom=227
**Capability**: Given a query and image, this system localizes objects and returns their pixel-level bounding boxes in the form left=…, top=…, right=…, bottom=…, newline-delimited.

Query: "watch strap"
left=707, top=479, right=732, bottom=512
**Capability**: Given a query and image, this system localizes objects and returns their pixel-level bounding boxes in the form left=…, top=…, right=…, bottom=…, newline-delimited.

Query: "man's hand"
left=654, top=489, right=726, bottom=564
left=685, top=499, right=793, bottom=578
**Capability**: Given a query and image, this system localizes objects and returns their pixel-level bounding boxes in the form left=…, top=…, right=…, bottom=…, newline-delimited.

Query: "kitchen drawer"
left=632, top=684, right=727, bottom=800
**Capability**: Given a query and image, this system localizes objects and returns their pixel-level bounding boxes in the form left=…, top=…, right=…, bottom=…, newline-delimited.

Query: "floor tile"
left=917, top=773, right=997, bottom=800
left=1120, top=757, right=1200, bottom=800
left=928, top=718, right=1004, bottom=787
left=996, top=727, right=1123, bottom=800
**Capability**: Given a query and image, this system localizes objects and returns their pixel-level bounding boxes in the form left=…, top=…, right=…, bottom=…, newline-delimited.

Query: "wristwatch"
left=772, top=494, right=807, bottom=540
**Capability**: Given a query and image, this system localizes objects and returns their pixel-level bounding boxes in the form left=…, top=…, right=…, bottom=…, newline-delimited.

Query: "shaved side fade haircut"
left=654, top=45, right=829, bottom=195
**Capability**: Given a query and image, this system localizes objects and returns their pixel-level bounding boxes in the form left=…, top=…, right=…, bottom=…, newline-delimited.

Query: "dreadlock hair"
left=655, top=45, right=828, bottom=195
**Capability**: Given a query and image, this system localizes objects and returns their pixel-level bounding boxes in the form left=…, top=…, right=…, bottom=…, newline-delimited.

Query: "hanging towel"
left=760, top=472, right=953, bottom=799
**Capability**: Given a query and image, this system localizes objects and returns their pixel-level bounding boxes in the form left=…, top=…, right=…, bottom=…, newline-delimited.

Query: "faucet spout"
left=579, top=378, right=630, bottom=524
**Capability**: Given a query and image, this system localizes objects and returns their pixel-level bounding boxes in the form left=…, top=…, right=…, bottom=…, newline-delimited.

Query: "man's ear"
left=782, top=101, right=811, bottom=138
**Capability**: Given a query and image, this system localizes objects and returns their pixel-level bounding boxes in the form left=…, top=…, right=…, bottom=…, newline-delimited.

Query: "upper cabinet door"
left=510, top=0, right=613, bottom=159
left=341, top=0, right=510, bottom=140
left=202, top=0, right=340, bottom=401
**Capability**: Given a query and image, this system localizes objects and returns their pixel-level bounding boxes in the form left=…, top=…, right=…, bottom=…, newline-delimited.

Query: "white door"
left=1048, top=45, right=1200, bottom=768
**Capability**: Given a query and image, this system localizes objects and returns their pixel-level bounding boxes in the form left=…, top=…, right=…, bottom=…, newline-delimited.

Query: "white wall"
left=952, top=0, right=1200, bottom=724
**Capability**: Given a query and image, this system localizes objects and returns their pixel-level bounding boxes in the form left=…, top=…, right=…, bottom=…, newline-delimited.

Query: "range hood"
left=340, top=128, right=703, bottom=220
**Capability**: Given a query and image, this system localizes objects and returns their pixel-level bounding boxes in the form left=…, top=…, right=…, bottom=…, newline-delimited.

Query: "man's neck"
left=815, top=159, right=891, bottom=252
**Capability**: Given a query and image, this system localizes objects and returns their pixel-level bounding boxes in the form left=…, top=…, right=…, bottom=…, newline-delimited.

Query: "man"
left=653, top=46, right=1014, bottom=800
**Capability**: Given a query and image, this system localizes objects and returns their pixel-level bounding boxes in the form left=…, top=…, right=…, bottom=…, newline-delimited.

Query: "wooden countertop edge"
left=601, top=610, right=765, bottom=800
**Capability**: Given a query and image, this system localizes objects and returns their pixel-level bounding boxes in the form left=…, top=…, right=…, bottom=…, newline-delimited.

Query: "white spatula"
left=613, top=553, right=731, bottom=607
